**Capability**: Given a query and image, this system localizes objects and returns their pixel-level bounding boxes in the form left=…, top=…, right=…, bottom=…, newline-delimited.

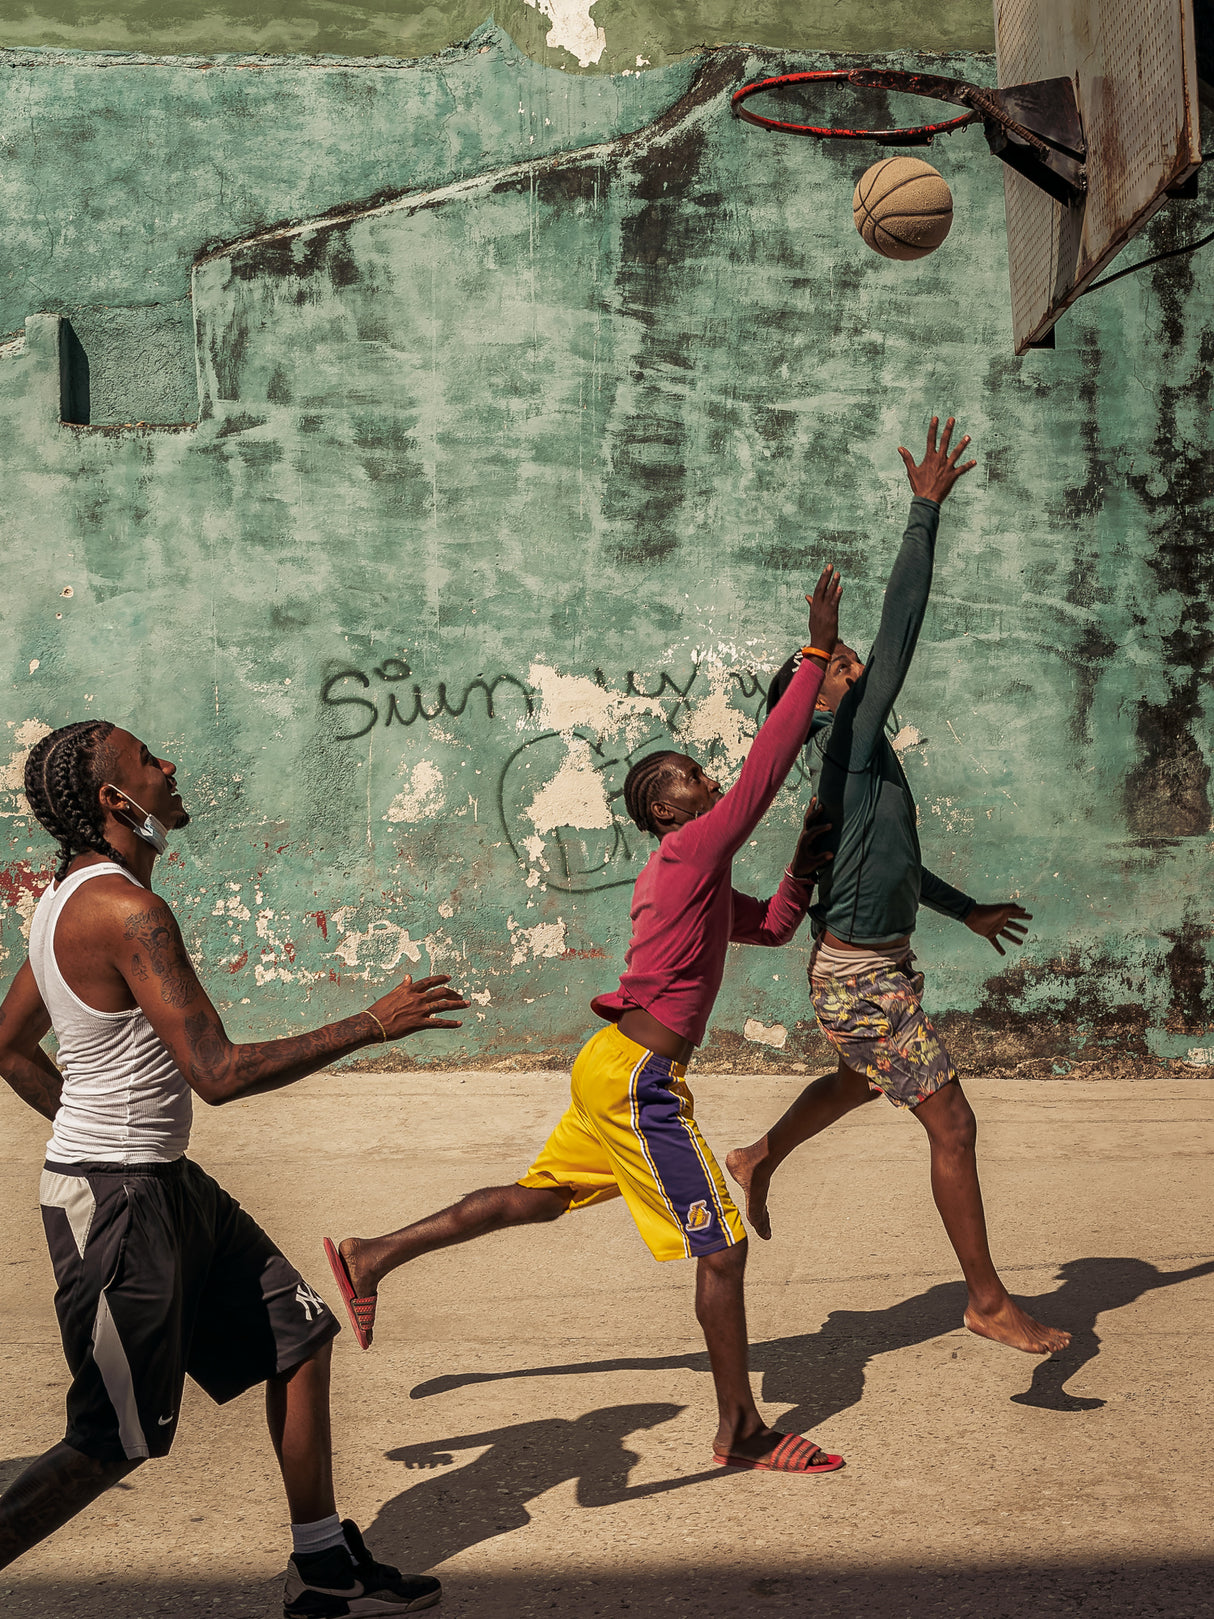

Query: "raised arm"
left=831, top=417, right=975, bottom=768
left=0, top=962, right=63, bottom=1121
left=112, top=896, right=468, bottom=1104
left=677, top=567, right=840, bottom=868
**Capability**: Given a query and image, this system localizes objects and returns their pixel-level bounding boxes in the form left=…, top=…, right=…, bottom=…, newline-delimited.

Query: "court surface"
left=2, top=1068, right=1211, bottom=1617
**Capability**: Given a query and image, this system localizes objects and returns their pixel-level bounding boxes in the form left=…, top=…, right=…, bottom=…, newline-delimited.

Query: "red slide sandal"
left=713, top=1434, right=844, bottom=1474
left=323, top=1237, right=378, bottom=1350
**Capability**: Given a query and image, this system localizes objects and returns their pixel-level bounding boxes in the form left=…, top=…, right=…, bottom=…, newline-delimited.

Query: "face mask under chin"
left=105, top=785, right=170, bottom=856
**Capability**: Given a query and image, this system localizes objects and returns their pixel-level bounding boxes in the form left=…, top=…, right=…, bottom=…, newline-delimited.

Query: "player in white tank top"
left=29, top=862, right=193, bottom=1164
left=0, top=719, right=470, bottom=1612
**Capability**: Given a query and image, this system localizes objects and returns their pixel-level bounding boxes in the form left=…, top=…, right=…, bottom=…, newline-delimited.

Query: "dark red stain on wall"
left=0, top=861, right=51, bottom=910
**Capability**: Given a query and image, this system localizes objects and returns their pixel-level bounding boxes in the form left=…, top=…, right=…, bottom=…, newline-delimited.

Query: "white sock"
left=291, top=1513, right=346, bottom=1557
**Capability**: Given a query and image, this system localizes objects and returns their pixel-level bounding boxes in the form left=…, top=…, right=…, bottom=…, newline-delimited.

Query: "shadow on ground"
left=412, top=1255, right=1214, bottom=1426
left=368, top=1401, right=720, bottom=1567
left=8, top=1559, right=1214, bottom=1618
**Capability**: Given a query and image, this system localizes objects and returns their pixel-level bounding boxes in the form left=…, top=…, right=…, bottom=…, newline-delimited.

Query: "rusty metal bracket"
left=965, top=78, right=1088, bottom=206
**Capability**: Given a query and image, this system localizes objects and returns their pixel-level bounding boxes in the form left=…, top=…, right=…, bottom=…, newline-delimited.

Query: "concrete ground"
left=1, top=1068, right=1211, bottom=1617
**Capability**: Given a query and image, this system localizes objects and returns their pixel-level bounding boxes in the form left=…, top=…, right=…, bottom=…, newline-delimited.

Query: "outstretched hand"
left=898, top=416, right=976, bottom=504
left=964, top=902, right=1031, bottom=956
left=788, top=797, right=833, bottom=885
left=369, top=973, right=470, bottom=1039
left=805, top=565, right=842, bottom=655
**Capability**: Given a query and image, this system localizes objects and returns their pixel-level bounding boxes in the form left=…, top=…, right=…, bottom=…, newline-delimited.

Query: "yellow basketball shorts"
left=518, top=1022, right=746, bottom=1262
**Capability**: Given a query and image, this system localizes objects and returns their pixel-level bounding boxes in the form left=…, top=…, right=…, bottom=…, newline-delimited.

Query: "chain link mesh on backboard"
left=997, top=0, right=1202, bottom=351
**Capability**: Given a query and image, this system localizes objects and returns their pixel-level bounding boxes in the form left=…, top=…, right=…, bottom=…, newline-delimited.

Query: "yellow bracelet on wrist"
left=365, top=1011, right=388, bottom=1043
left=801, top=645, right=833, bottom=661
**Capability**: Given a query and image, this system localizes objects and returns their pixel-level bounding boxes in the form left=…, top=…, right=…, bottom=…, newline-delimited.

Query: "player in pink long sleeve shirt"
left=590, top=644, right=833, bottom=1047
left=328, top=569, right=843, bottom=1475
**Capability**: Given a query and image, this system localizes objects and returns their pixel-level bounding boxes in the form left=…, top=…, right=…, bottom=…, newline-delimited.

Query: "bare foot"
left=338, top=1236, right=378, bottom=1299
left=712, top=1423, right=782, bottom=1462
left=965, top=1296, right=1071, bottom=1354
left=725, top=1141, right=773, bottom=1240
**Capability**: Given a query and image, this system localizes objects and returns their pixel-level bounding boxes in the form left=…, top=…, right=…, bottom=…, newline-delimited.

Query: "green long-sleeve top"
left=768, top=496, right=975, bottom=944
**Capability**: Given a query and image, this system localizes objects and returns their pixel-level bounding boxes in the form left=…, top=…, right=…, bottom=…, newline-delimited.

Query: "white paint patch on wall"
left=523, top=0, right=606, bottom=67
left=332, top=918, right=424, bottom=974
left=8, top=886, right=43, bottom=942
left=521, top=833, right=549, bottom=871
left=384, top=759, right=445, bottom=823
left=2, top=717, right=51, bottom=809
left=528, top=662, right=665, bottom=744
left=525, top=737, right=614, bottom=835
left=509, top=914, right=568, bottom=966
left=891, top=724, right=924, bottom=754
left=743, top=1017, right=788, bottom=1049
left=676, top=670, right=754, bottom=771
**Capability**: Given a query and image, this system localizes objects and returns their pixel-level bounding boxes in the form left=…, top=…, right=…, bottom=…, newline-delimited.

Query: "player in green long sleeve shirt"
left=729, top=418, right=1071, bottom=1358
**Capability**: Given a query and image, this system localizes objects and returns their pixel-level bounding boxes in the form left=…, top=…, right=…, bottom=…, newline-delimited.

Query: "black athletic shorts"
left=39, top=1155, right=340, bottom=1462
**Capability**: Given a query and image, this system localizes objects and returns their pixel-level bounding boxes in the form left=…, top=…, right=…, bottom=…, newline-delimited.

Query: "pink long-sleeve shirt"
left=591, top=653, right=825, bottom=1046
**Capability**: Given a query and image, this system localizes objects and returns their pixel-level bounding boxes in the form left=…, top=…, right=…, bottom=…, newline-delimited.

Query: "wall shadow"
left=366, top=1401, right=721, bottom=1571
left=411, top=1256, right=1214, bottom=1430
left=58, top=318, right=90, bottom=425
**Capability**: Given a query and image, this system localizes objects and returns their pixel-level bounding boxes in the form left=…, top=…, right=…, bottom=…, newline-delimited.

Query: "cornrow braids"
left=24, top=720, right=131, bottom=881
left=623, top=749, right=681, bottom=838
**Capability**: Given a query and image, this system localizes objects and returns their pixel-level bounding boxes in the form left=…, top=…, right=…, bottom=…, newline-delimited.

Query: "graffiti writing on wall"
left=318, top=659, right=766, bottom=742
left=320, top=656, right=807, bottom=892
left=320, top=660, right=534, bottom=741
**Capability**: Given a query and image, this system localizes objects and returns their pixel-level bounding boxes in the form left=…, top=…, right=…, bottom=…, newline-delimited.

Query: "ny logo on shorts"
left=295, top=1282, right=325, bottom=1321
left=683, top=1200, right=714, bottom=1233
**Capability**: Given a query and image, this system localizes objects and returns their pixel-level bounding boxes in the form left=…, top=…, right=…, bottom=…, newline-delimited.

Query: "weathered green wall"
left=2, top=2, right=995, bottom=65
left=1, top=27, right=1211, bottom=1074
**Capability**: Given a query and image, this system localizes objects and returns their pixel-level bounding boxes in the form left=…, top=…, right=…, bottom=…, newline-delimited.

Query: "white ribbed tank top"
left=29, top=863, right=192, bottom=1163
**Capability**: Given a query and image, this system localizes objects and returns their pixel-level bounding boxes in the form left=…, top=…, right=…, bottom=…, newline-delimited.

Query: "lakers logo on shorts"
left=683, top=1200, right=714, bottom=1233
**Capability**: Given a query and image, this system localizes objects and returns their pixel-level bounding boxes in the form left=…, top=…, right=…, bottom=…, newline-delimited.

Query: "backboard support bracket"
left=975, top=78, right=1089, bottom=205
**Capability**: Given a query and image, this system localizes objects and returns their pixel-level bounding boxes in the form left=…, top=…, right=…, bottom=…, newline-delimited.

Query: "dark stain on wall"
left=1162, top=914, right=1214, bottom=1034
left=1122, top=244, right=1213, bottom=840
left=597, top=58, right=744, bottom=569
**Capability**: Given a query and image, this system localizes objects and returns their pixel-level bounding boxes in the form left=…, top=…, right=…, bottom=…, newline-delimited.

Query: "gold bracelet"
left=801, top=645, right=833, bottom=661
left=365, top=1010, right=388, bottom=1043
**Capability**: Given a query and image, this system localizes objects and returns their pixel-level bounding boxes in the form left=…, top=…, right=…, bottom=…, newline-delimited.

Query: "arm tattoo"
left=122, top=908, right=198, bottom=1009
left=183, top=1015, right=375, bottom=1102
left=184, top=1010, right=229, bottom=1090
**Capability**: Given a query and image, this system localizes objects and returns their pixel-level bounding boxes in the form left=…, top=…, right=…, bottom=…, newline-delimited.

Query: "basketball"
left=852, top=156, right=953, bottom=261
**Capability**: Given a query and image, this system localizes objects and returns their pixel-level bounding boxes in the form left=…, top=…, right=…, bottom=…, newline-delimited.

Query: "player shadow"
left=409, top=1256, right=1214, bottom=1430
left=365, top=1401, right=720, bottom=1570
left=1008, top=1256, right=1214, bottom=1411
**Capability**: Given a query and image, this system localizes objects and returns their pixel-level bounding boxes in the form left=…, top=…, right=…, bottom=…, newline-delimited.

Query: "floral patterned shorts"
left=809, top=962, right=958, bottom=1110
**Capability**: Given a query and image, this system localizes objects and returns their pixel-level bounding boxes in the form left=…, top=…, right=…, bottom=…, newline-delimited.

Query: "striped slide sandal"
left=323, top=1237, right=378, bottom=1350
left=713, top=1434, right=844, bottom=1473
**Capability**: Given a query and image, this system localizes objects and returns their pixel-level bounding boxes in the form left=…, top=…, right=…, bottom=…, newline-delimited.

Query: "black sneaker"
left=283, top=1519, right=441, bottom=1616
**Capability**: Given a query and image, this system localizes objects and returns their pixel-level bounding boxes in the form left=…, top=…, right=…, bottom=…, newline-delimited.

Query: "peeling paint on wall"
left=509, top=915, right=569, bottom=965
left=523, top=0, right=607, bottom=68
left=525, top=737, right=615, bottom=835
left=743, top=1017, right=788, bottom=1049
left=385, top=760, right=446, bottom=823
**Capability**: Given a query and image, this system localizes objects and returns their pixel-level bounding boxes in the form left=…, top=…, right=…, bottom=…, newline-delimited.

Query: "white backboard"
left=996, top=0, right=1203, bottom=351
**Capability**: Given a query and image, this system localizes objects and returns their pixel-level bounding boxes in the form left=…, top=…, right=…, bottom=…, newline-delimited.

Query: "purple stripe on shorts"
left=630, top=1055, right=730, bottom=1257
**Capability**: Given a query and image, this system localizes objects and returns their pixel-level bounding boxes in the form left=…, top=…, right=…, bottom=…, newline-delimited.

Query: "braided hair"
left=623, top=749, right=681, bottom=838
left=24, top=721, right=130, bottom=881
